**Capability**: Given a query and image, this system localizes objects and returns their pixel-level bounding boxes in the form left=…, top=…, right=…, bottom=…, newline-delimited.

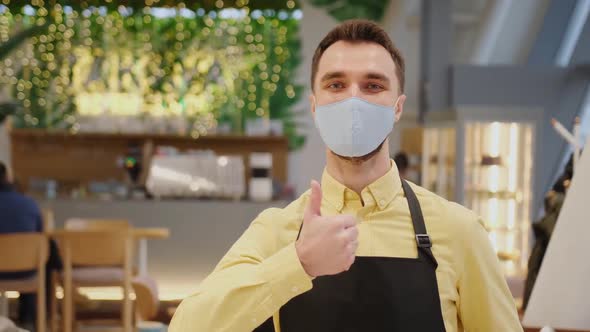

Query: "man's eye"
left=328, top=82, right=343, bottom=89
left=367, top=83, right=383, bottom=90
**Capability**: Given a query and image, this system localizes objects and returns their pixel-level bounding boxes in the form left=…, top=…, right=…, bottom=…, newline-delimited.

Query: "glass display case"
left=463, top=121, right=534, bottom=276
left=422, top=126, right=456, bottom=201
left=421, top=108, right=539, bottom=278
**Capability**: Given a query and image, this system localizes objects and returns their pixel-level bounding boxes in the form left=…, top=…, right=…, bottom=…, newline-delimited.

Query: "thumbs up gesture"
left=295, top=180, right=359, bottom=277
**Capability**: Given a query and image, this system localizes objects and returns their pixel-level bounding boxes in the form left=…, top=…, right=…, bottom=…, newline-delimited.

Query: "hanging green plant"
left=0, top=3, right=306, bottom=150
left=308, top=0, right=390, bottom=22
left=0, top=22, right=51, bottom=60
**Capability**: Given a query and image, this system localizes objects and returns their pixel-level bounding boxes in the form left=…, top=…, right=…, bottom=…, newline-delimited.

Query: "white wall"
left=382, top=0, right=421, bottom=157
left=486, top=0, right=550, bottom=65
left=287, top=0, right=337, bottom=195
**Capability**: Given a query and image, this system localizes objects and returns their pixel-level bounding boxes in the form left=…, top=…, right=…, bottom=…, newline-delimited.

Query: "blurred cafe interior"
left=0, top=0, right=589, bottom=331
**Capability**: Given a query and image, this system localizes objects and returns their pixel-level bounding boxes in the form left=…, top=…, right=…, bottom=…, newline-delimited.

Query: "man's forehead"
left=317, top=41, right=397, bottom=81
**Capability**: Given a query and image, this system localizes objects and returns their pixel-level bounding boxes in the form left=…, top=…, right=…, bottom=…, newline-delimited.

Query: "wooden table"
left=50, top=227, right=170, bottom=276
left=133, top=228, right=170, bottom=275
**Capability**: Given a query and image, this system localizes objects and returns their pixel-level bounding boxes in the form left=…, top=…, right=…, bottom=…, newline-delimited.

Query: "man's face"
left=311, top=41, right=406, bottom=161
left=311, top=41, right=405, bottom=116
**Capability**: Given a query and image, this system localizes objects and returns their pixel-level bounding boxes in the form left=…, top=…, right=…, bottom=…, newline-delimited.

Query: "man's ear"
left=310, top=94, right=316, bottom=117
left=394, top=94, right=406, bottom=122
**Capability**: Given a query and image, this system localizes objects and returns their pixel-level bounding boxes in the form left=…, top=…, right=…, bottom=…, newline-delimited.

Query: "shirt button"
left=291, top=286, right=299, bottom=293
left=379, top=199, right=386, bottom=206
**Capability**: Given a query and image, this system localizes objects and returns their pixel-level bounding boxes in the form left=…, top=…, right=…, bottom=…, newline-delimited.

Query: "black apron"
left=254, top=179, right=446, bottom=332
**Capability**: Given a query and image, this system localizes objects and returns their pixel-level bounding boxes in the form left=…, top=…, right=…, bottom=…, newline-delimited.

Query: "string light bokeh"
left=0, top=0, right=305, bottom=149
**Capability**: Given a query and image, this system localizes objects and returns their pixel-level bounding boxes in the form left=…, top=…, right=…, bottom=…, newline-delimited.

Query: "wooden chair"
left=132, top=276, right=159, bottom=321
left=65, top=219, right=164, bottom=323
left=55, top=219, right=134, bottom=332
left=41, top=208, right=56, bottom=332
left=0, top=233, right=48, bottom=332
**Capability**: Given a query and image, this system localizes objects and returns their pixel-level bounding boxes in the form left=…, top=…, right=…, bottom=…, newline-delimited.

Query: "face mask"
left=314, top=97, right=397, bottom=157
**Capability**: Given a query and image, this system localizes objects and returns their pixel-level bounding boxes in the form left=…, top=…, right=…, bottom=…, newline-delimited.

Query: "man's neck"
left=325, top=141, right=392, bottom=195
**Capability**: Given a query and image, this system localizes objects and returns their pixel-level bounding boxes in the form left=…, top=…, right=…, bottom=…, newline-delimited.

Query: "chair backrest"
left=59, top=219, right=133, bottom=267
left=0, top=233, right=48, bottom=272
left=64, top=218, right=130, bottom=231
left=54, top=230, right=132, bottom=267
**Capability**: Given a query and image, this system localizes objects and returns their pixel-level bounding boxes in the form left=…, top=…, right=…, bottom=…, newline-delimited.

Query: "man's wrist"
left=295, top=240, right=314, bottom=278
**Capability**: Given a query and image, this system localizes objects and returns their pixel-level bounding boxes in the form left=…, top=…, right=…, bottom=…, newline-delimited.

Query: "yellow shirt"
left=170, top=163, right=523, bottom=332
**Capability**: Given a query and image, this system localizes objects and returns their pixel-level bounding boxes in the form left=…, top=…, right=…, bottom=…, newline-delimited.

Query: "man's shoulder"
left=407, top=181, right=482, bottom=230
left=254, top=190, right=310, bottom=229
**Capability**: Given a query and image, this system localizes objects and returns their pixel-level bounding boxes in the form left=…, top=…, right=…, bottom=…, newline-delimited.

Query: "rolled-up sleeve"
left=169, top=209, right=312, bottom=332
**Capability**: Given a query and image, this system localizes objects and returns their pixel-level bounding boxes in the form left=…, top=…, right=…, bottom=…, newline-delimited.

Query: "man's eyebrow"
left=320, top=71, right=346, bottom=82
left=365, top=72, right=390, bottom=83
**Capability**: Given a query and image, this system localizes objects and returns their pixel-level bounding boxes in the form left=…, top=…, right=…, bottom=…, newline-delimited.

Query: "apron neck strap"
left=401, top=179, right=439, bottom=269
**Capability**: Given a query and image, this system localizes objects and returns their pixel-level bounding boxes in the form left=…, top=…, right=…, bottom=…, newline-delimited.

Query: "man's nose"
left=349, top=84, right=360, bottom=98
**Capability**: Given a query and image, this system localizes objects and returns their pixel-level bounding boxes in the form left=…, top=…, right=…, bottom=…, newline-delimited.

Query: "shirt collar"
left=320, top=160, right=402, bottom=212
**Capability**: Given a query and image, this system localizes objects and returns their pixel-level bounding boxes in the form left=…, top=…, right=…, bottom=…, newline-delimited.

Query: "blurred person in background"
left=393, top=151, right=409, bottom=179
left=0, top=161, right=61, bottom=327
left=0, top=161, right=42, bottom=235
left=523, top=152, right=579, bottom=310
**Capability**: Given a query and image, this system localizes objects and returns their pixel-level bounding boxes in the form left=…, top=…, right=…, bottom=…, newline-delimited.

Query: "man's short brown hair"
left=311, top=19, right=405, bottom=93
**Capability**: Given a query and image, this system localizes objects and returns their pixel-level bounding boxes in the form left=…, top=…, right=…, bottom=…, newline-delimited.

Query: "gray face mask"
left=314, top=97, right=396, bottom=157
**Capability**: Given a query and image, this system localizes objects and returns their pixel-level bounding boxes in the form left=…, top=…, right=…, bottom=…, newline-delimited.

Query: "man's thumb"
left=305, top=180, right=322, bottom=219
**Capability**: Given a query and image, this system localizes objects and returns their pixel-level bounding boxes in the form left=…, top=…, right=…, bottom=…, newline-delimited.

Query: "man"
left=0, top=161, right=43, bottom=325
left=0, top=162, right=42, bottom=234
left=170, top=20, right=522, bottom=331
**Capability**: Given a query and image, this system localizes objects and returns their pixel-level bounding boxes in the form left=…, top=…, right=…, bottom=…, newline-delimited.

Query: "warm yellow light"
left=487, top=197, right=499, bottom=227
left=488, top=165, right=500, bottom=193
left=3, top=291, right=20, bottom=299
left=508, top=123, right=518, bottom=192
left=488, top=121, right=501, bottom=157
left=507, top=198, right=516, bottom=229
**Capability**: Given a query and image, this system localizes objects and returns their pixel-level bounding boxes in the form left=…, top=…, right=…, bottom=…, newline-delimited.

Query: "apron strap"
left=401, top=179, right=438, bottom=269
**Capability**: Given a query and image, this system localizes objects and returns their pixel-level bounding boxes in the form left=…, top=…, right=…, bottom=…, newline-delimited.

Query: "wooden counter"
left=11, top=129, right=288, bottom=190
